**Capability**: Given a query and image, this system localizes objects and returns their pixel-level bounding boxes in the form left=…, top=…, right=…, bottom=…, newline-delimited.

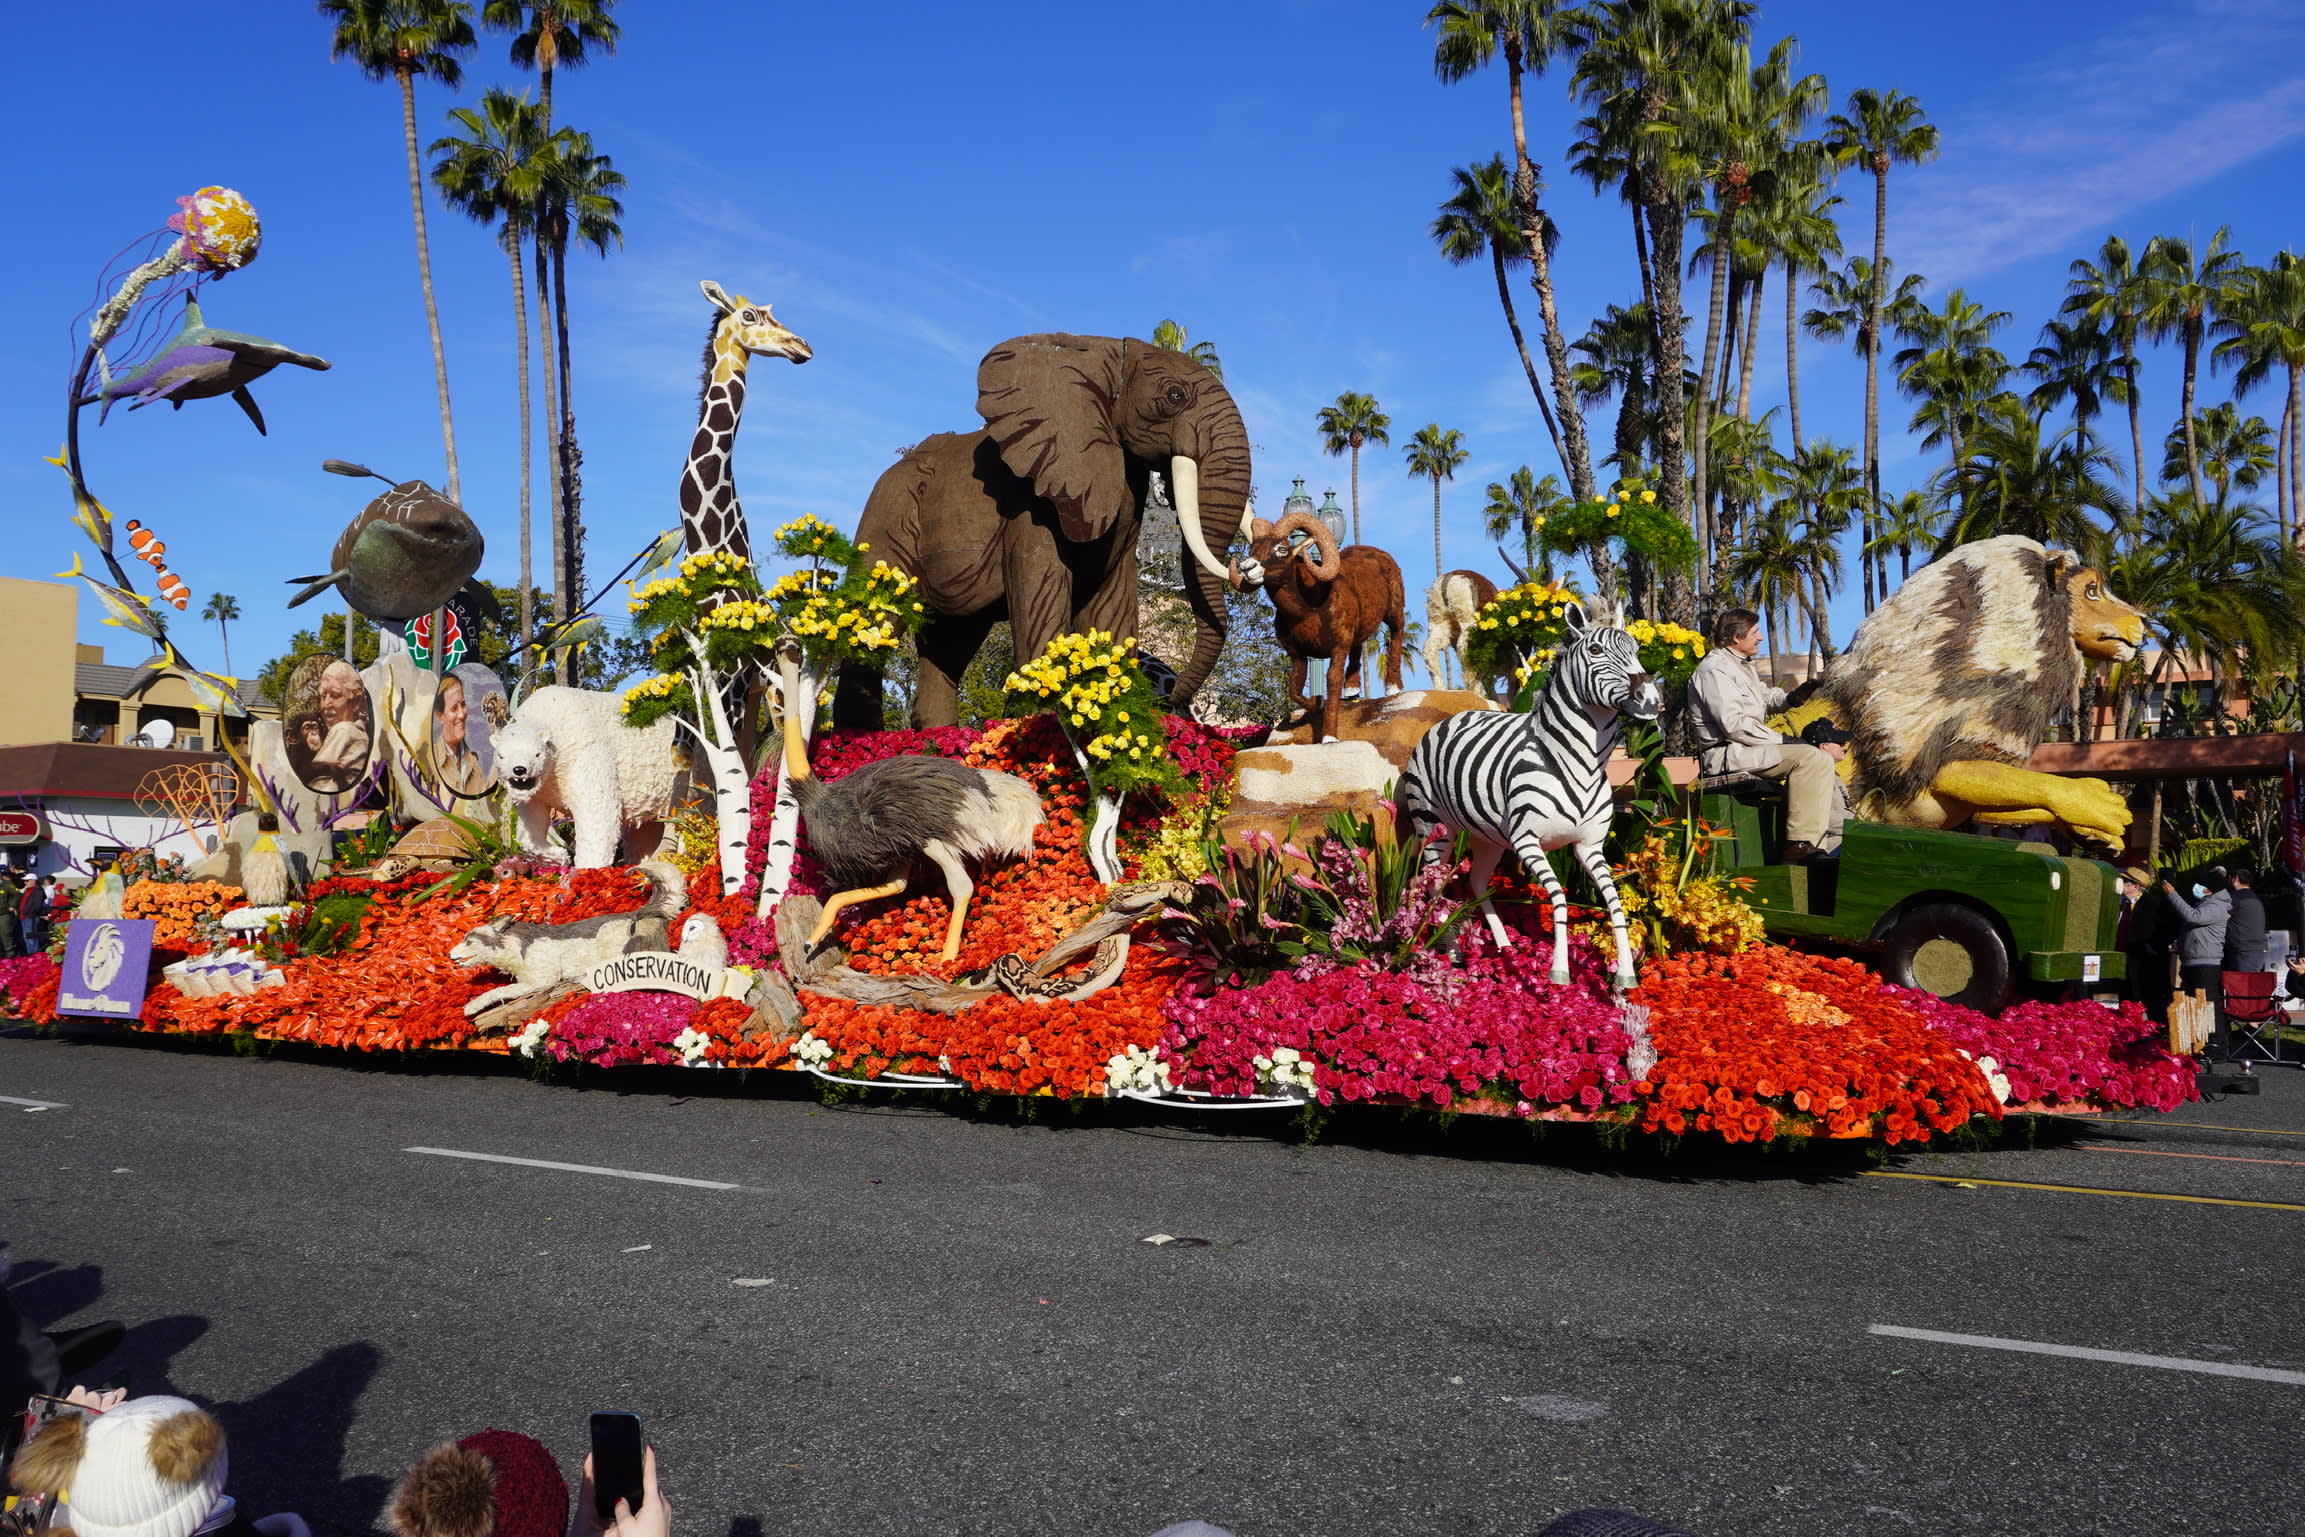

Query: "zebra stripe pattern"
left=1398, top=606, right=1662, bottom=987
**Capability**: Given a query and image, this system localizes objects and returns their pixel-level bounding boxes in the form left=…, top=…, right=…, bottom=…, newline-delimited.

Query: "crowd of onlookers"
left=0, top=874, right=69, bottom=960
left=2121, top=861, right=2299, bottom=1061
left=5, top=1266, right=1684, bottom=1537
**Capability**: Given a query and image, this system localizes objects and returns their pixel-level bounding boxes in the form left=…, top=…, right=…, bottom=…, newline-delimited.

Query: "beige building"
left=0, top=576, right=274, bottom=752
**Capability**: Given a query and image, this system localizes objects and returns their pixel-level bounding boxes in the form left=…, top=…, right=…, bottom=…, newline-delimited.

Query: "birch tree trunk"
left=754, top=656, right=821, bottom=912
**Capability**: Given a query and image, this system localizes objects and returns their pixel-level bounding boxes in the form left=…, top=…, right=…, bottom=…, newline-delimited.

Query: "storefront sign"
left=57, top=918, right=156, bottom=1019
left=0, top=811, right=47, bottom=844
left=583, top=951, right=729, bottom=1003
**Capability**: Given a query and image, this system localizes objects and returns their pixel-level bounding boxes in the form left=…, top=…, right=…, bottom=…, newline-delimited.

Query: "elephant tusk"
left=1170, top=456, right=1234, bottom=585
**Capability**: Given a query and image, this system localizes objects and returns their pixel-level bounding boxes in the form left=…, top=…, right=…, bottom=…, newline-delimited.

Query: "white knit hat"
left=52, top=1397, right=230, bottom=1537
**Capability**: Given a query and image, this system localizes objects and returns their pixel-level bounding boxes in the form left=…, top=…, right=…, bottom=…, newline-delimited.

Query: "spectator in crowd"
left=2224, top=867, right=2269, bottom=972
left=7, top=1391, right=304, bottom=1537
left=0, top=872, right=20, bottom=957
left=390, top=1429, right=572, bottom=1537
left=2163, top=868, right=2233, bottom=1053
left=18, top=875, right=51, bottom=952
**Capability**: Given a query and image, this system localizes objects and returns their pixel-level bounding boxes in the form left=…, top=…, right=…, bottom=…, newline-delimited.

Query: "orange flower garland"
left=121, top=879, right=243, bottom=949
left=1630, top=946, right=2001, bottom=1144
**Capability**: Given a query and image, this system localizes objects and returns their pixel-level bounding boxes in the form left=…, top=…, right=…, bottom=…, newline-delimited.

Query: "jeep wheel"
left=1880, top=902, right=2012, bottom=1013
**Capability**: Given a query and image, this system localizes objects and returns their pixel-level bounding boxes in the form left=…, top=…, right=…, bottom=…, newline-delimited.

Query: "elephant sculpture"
left=831, top=333, right=1253, bottom=729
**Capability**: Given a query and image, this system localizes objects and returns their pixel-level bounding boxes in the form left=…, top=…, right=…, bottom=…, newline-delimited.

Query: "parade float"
left=6, top=258, right=2197, bottom=1149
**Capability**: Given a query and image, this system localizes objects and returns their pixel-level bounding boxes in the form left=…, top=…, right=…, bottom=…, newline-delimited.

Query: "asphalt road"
left=4, top=1028, right=2302, bottom=1537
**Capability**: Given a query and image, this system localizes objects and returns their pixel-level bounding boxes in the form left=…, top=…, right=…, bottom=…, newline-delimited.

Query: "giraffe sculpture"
left=681, top=280, right=812, bottom=560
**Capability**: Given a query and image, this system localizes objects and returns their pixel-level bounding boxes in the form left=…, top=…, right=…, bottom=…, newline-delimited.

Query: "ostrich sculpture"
left=775, top=639, right=1044, bottom=961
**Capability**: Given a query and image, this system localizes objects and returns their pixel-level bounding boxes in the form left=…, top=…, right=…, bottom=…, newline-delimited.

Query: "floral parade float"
left=13, top=272, right=2195, bottom=1149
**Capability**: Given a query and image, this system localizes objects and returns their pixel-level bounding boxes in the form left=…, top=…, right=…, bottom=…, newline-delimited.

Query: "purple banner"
left=57, top=918, right=156, bottom=1020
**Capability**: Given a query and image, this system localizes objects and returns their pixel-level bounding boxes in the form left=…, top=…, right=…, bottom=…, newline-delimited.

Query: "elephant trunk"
left=1169, top=435, right=1252, bottom=710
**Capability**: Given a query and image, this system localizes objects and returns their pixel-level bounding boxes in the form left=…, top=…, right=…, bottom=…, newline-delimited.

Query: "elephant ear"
left=976, top=334, right=1132, bottom=541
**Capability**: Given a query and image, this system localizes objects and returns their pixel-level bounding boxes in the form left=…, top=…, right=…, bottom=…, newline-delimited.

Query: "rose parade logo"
left=58, top=916, right=155, bottom=1019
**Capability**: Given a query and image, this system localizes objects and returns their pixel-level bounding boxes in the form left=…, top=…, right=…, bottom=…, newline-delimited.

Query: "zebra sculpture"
left=1397, top=603, right=1662, bottom=990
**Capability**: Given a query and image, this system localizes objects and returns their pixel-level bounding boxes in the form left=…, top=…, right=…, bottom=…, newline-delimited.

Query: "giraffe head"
left=699, top=280, right=811, bottom=379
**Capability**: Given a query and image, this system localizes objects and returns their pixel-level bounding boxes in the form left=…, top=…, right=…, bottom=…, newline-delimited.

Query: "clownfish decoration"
left=124, top=520, right=191, bottom=609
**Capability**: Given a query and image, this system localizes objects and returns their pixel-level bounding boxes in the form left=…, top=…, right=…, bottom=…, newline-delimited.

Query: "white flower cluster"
left=1957, top=1048, right=2013, bottom=1105
left=793, top=1031, right=834, bottom=1069
left=1253, top=1046, right=1317, bottom=1099
left=672, top=1026, right=713, bottom=1067
left=1105, top=1043, right=1173, bottom=1096
left=513, top=1016, right=551, bottom=1059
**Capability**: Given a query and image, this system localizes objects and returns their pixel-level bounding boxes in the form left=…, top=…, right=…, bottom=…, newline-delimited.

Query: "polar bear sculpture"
left=492, top=686, right=684, bottom=867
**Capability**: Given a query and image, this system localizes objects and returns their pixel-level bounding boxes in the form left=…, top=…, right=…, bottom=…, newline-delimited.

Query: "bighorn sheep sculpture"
left=1232, top=511, right=1406, bottom=743
left=774, top=639, right=1045, bottom=961
left=1423, top=567, right=1501, bottom=695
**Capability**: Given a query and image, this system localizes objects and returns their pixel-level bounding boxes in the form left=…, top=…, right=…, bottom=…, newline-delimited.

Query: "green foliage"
left=1536, top=484, right=1697, bottom=574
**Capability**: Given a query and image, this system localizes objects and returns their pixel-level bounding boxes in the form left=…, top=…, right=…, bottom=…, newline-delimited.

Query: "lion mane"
left=1821, top=535, right=2088, bottom=807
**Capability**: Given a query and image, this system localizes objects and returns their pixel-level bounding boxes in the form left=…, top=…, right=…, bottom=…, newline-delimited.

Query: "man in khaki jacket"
left=1688, top=608, right=1847, bottom=863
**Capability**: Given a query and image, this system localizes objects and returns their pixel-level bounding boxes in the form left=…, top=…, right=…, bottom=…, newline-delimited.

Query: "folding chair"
left=2221, top=970, right=2289, bottom=1066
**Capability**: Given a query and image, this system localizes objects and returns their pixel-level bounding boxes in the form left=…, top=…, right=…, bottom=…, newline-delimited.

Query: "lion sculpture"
left=1817, top=535, right=2145, bottom=849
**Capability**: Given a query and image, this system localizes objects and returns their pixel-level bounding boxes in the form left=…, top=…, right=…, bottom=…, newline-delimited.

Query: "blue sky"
left=5, top=0, right=2302, bottom=682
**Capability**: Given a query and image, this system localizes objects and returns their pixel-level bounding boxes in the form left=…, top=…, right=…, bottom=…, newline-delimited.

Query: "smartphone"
left=589, top=1412, right=645, bottom=1521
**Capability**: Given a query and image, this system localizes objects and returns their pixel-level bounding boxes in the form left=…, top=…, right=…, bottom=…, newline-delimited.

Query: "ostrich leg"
left=807, top=879, right=909, bottom=947
left=920, top=838, right=975, bottom=961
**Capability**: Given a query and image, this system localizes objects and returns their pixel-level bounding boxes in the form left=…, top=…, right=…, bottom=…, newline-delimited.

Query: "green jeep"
left=1698, top=774, right=2125, bottom=1013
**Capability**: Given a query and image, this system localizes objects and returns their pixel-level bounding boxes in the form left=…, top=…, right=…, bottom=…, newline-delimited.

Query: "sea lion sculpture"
left=287, top=462, right=501, bottom=624
left=84, top=295, right=331, bottom=434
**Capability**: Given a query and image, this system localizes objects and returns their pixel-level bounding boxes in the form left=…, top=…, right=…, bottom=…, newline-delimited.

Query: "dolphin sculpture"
left=83, top=296, right=331, bottom=434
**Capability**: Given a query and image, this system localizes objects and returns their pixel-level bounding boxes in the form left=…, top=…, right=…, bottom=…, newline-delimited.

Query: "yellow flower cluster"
left=620, top=673, right=684, bottom=716
left=681, top=549, right=750, bottom=580
left=861, top=560, right=918, bottom=597
left=700, top=599, right=779, bottom=633
left=784, top=595, right=903, bottom=651
left=772, top=515, right=843, bottom=556
left=1608, top=832, right=1764, bottom=957
left=1474, top=580, right=1581, bottom=632
left=1005, top=629, right=1139, bottom=713
left=1625, top=618, right=1707, bottom=660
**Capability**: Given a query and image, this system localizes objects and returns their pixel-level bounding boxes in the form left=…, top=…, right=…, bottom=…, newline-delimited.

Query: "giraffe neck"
left=680, top=327, right=752, bottom=561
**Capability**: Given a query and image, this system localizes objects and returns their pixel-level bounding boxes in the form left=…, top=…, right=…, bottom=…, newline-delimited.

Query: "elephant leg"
left=914, top=607, right=1002, bottom=729
left=1070, top=519, right=1142, bottom=645
left=832, top=661, right=887, bottom=732
left=1003, top=529, right=1077, bottom=673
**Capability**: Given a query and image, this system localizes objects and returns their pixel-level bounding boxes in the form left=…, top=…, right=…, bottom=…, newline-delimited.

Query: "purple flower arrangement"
left=543, top=990, right=699, bottom=1069
left=1162, top=930, right=1638, bottom=1114
left=1892, top=987, right=2195, bottom=1112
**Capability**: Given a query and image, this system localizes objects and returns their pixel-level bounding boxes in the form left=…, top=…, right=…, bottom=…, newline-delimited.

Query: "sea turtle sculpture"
left=354, top=817, right=482, bottom=881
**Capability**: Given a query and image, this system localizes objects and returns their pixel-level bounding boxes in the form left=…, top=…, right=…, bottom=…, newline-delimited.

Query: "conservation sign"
left=583, top=950, right=731, bottom=1003
left=57, top=918, right=156, bottom=1019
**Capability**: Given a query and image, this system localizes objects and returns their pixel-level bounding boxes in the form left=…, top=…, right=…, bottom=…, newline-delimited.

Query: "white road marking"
left=403, top=1147, right=744, bottom=1191
left=1, top=1095, right=65, bottom=1110
left=1869, top=1325, right=2305, bottom=1385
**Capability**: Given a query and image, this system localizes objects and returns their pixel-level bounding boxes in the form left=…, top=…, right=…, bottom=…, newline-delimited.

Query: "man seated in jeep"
left=1688, top=607, right=1849, bottom=865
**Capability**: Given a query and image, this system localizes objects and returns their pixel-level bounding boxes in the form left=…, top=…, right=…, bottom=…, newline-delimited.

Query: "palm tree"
left=1484, top=466, right=1570, bottom=576
left=200, top=593, right=241, bottom=676
left=1150, top=318, right=1223, bottom=378
left=1571, top=301, right=1656, bottom=480
left=1821, top=87, right=1940, bottom=610
left=1746, top=148, right=1839, bottom=446
left=1801, top=252, right=1923, bottom=606
left=2108, top=492, right=2305, bottom=729
left=2162, top=402, right=2276, bottom=507
left=533, top=126, right=625, bottom=680
left=1774, top=440, right=1859, bottom=667
left=1727, top=500, right=1804, bottom=677
left=1935, top=397, right=2127, bottom=557
left=319, top=0, right=476, bottom=501
left=1432, top=156, right=1565, bottom=473
left=432, top=88, right=549, bottom=649
left=1317, top=392, right=1391, bottom=544
left=1428, top=0, right=1595, bottom=501
left=1866, top=488, right=1939, bottom=587
left=2138, top=227, right=2247, bottom=510
left=1405, top=425, right=1471, bottom=577
left=2212, top=252, right=2305, bottom=541
left=2063, top=236, right=2149, bottom=512
left=1568, top=0, right=1756, bottom=625
left=1687, top=39, right=1822, bottom=582
left=1893, top=287, right=2013, bottom=489
left=2023, top=314, right=2128, bottom=440
left=481, top=0, right=617, bottom=128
